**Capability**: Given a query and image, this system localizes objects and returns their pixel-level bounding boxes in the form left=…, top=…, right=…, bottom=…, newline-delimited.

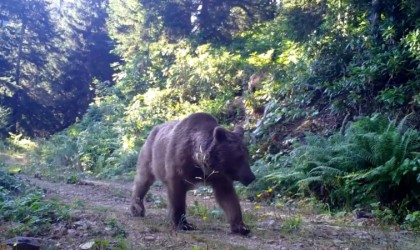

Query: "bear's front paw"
left=231, top=223, right=251, bottom=235
left=130, top=203, right=145, bottom=217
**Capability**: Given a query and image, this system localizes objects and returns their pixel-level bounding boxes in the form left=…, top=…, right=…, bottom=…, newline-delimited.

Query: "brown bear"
left=130, top=112, right=256, bottom=235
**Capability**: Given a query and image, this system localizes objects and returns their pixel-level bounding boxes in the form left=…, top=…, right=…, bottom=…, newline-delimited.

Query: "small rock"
left=67, top=229, right=77, bottom=236
left=355, top=210, right=374, bottom=219
left=333, top=239, right=344, bottom=245
left=79, top=241, right=95, bottom=249
left=52, top=225, right=66, bottom=238
left=294, top=243, right=305, bottom=248
left=144, top=236, right=156, bottom=241
left=358, top=233, right=371, bottom=240
left=74, top=220, right=85, bottom=226
left=74, top=220, right=88, bottom=230
left=257, top=219, right=276, bottom=228
left=267, top=240, right=276, bottom=244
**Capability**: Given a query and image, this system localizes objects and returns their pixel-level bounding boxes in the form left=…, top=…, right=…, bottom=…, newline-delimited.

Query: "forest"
left=1, top=0, right=420, bottom=249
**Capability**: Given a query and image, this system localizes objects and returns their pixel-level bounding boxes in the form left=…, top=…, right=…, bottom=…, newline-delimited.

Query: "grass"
left=281, top=215, right=303, bottom=233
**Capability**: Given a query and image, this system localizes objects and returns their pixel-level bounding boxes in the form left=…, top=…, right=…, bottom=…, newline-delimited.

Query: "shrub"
left=254, top=115, right=420, bottom=221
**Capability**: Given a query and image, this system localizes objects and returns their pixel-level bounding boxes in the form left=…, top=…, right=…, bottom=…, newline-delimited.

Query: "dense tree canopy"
left=0, top=0, right=418, bottom=140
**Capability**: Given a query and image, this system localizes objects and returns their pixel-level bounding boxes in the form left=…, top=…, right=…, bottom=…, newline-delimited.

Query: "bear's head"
left=209, top=126, right=256, bottom=186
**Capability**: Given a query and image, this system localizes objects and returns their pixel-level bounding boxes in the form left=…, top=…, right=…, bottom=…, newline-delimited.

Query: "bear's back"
left=176, top=112, right=218, bottom=134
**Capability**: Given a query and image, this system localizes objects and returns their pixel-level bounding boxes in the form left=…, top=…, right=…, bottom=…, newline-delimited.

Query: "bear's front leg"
left=213, top=180, right=251, bottom=235
left=168, top=180, right=196, bottom=230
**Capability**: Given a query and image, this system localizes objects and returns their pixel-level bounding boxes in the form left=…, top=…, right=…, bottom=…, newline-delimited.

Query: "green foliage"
left=189, top=200, right=210, bottom=221
left=7, top=133, right=37, bottom=152
left=145, top=193, right=167, bottom=209
left=253, top=115, right=420, bottom=221
left=281, top=215, right=303, bottom=233
left=248, top=0, right=420, bottom=148
left=0, top=169, right=69, bottom=236
left=188, top=200, right=224, bottom=222
left=370, top=202, right=399, bottom=226
left=90, top=238, right=129, bottom=250
left=404, top=211, right=420, bottom=231
left=30, top=87, right=136, bottom=179
left=0, top=166, right=25, bottom=193
left=107, top=218, right=128, bottom=238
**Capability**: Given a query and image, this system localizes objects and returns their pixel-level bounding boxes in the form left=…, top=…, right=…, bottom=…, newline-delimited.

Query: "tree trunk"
left=15, top=16, right=27, bottom=86
left=371, top=0, right=381, bottom=41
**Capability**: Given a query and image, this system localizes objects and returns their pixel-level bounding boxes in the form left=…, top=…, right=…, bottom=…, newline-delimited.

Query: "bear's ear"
left=213, top=126, right=228, bottom=141
left=233, top=126, right=244, bottom=139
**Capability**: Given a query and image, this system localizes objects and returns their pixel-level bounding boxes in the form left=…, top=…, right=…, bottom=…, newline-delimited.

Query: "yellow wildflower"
left=257, top=193, right=262, bottom=198
left=255, top=205, right=261, bottom=210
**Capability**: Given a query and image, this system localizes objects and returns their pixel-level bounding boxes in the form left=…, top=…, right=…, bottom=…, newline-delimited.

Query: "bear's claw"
left=231, top=224, right=251, bottom=236
left=178, top=222, right=196, bottom=231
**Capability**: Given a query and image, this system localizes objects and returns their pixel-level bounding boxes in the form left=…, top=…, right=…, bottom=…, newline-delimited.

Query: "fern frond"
left=309, top=166, right=346, bottom=177
left=264, top=170, right=305, bottom=182
left=355, top=157, right=397, bottom=182
left=297, top=176, right=323, bottom=189
left=396, top=113, right=414, bottom=132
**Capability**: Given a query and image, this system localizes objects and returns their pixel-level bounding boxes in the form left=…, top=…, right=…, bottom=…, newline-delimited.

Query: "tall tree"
left=53, top=0, right=117, bottom=82
left=107, top=0, right=147, bottom=62
left=137, top=0, right=278, bottom=43
left=0, top=0, right=118, bottom=137
left=0, top=0, right=57, bottom=89
left=0, top=0, right=61, bottom=136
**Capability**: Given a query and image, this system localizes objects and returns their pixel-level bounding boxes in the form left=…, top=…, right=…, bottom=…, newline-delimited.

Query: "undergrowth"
left=0, top=165, right=70, bottom=237
left=249, top=115, right=420, bottom=229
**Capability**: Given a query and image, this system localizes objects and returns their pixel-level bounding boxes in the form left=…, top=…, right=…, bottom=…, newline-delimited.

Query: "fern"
left=255, top=114, right=420, bottom=220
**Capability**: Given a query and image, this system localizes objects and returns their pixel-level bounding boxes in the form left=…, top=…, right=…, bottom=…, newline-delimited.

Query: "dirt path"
left=20, top=175, right=283, bottom=249
left=14, top=174, right=419, bottom=250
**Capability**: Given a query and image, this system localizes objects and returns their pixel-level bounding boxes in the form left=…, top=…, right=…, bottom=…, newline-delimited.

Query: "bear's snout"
left=240, top=171, right=256, bottom=186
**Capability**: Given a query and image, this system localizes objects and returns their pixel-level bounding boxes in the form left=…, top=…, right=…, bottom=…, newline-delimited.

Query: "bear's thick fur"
left=130, top=112, right=255, bottom=235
